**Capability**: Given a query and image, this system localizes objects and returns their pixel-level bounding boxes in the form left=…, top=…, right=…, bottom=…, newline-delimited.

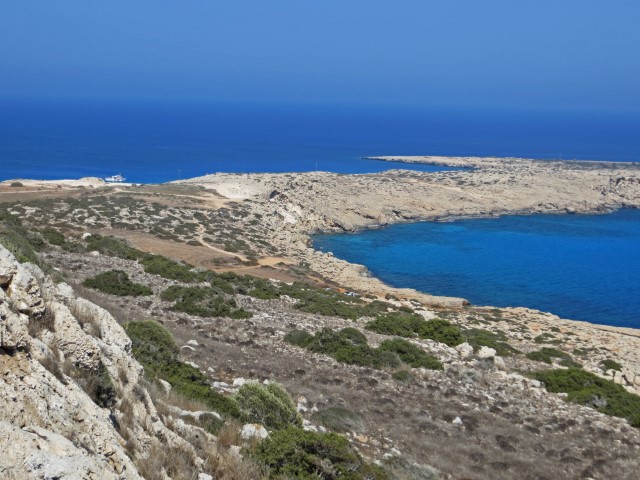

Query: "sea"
left=313, top=211, right=640, bottom=328
left=1, top=98, right=639, bottom=327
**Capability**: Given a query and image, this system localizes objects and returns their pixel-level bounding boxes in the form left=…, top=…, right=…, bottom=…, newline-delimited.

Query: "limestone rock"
left=241, top=423, right=269, bottom=440
left=455, top=342, right=474, bottom=358
left=477, top=346, right=497, bottom=359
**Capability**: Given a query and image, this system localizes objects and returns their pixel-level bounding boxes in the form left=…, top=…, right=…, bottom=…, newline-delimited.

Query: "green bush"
left=284, top=329, right=314, bottom=348
left=534, top=368, right=640, bottom=427
left=463, top=328, right=518, bottom=356
left=601, top=359, right=623, bottom=372
left=41, top=227, right=66, bottom=246
left=366, top=312, right=424, bottom=337
left=379, top=338, right=443, bottom=370
left=0, top=225, right=40, bottom=264
left=311, top=407, right=365, bottom=433
left=85, top=234, right=146, bottom=261
left=526, top=347, right=580, bottom=367
left=125, top=320, right=239, bottom=417
left=289, top=327, right=440, bottom=371
left=83, top=270, right=153, bottom=297
left=306, top=327, right=367, bottom=355
left=366, top=314, right=464, bottom=347
left=252, top=426, right=388, bottom=479
left=161, top=285, right=252, bottom=319
left=392, top=370, right=414, bottom=382
left=417, top=319, right=464, bottom=346
left=234, top=382, right=302, bottom=430
left=279, top=282, right=393, bottom=320
left=66, top=361, right=117, bottom=409
left=140, top=255, right=199, bottom=282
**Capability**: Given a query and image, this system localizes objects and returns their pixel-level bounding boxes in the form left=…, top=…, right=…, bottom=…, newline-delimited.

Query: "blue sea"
left=1, top=98, right=639, bottom=328
left=1, top=99, right=639, bottom=183
left=314, top=210, right=640, bottom=328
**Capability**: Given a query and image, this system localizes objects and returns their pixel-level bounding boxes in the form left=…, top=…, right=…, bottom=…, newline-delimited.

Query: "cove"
left=313, top=209, right=640, bottom=328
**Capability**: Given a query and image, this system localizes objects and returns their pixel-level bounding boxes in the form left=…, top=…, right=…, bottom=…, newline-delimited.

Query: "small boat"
left=104, top=174, right=126, bottom=183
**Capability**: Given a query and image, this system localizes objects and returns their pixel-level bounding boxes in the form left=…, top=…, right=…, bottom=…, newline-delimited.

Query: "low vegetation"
left=251, top=426, right=388, bottom=479
left=534, top=368, right=640, bottom=427
left=286, top=327, right=443, bottom=371
left=235, top=383, right=302, bottom=430
left=65, top=361, right=117, bottom=409
left=463, top=328, right=518, bottom=356
left=311, top=407, right=365, bottom=434
left=161, top=285, right=252, bottom=319
left=83, top=270, right=153, bottom=297
left=601, top=359, right=623, bottom=372
left=526, top=347, right=580, bottom=367
left=125, top=320, right=239, bottom=418
left=366, top=314, right=464, bottom=347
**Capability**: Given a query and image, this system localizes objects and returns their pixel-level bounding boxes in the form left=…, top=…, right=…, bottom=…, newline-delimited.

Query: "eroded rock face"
left=0, top=244, right=208, bottom=479
left=0, top=249, right=31, bottom=351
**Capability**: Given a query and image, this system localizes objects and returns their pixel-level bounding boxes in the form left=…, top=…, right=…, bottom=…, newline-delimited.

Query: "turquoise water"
left=313, top=210, right=640, bottom=328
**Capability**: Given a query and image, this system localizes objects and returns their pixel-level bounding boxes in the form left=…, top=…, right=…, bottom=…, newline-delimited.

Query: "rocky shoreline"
left=177, top=155, right=640, bottom=387
left=180, top=155, right=640, bottom=306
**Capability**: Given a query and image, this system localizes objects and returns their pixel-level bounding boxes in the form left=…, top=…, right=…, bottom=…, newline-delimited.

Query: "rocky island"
left=1, top=155, right=640, bottom=479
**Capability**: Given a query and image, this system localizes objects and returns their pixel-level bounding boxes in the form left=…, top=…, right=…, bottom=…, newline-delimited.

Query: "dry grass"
left=27, top=305, right=56, bottom=337
left=201, top=444, right=268, bottom=480
left=215, top=419, right=243, bottom=450
left=116, top=397, right=138, bottom=457
left=136, top=443, right=200, bottom=480
left=72, top=282, right=132, bottom=325
left=68, top=300, right=103, bottom=339
left=38, top=341, right=67, bottom=384
left=147, top=380, right=211, bottom=413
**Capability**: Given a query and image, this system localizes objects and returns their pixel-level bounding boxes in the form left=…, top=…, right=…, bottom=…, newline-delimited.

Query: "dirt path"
left=196, top=225, right=248, bottom=262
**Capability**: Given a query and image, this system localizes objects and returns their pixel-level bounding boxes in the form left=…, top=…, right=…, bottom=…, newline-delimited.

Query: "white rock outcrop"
left=0, top=244, right=201, bottom=479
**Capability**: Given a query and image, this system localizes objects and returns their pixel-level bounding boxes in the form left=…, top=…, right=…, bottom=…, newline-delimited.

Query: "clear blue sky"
left=1, top=1, right=639, bottom=111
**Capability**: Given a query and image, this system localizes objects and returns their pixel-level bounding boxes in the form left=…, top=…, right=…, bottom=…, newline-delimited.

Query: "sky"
left=1, top=1, right=639, bottom=112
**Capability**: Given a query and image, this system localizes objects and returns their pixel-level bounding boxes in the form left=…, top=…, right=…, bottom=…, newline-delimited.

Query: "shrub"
left=10, top=181, right=23, bottom=187
left=280, top=282, right=393, bottom=320
left=366, top=312, right=424, bottom=337
left=283, top=329, right=313, bottom=347
left=0, top=226, right=40, bottom=264
left=417, top=319, right=464, bottom=346
left=41, top=227, right=66, bottom=246
left=601, top=359, right=623, bottom=372
left=140, top=255, right=199, bottom=282
left=379, top=338, right=443, bottom=370
left=534, top=368, right=640, bottom=427
left=125, top=320, right=239, bottom=417
left=85, top=234, right=145, bottom=261
left=251, top=426, right=388, bottom=479
left=161, top=285, right=252, bottom=319
left=311, top=407, right=365, bottom=433
left=83, top=270, right=153, bottom=297
left=234, top=382, right=302, bottom=430
left=65, top=361, right=117, bottom=409
left=290, top=327, right=441, bottom=371
left=306, top=327, right=367, bottom=355
left=392, top=370, right=414, bottom=382
left=526, top=347, right=579, bottom=367
left=463, top=328, right=518, bottom=356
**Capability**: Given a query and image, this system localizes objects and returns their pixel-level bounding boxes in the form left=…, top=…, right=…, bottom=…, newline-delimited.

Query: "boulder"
left=241, top=423, right=269, bottom=440
left=477, top=346, right=497, bottom=359
left=455, top=342, right=474, bottom=359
